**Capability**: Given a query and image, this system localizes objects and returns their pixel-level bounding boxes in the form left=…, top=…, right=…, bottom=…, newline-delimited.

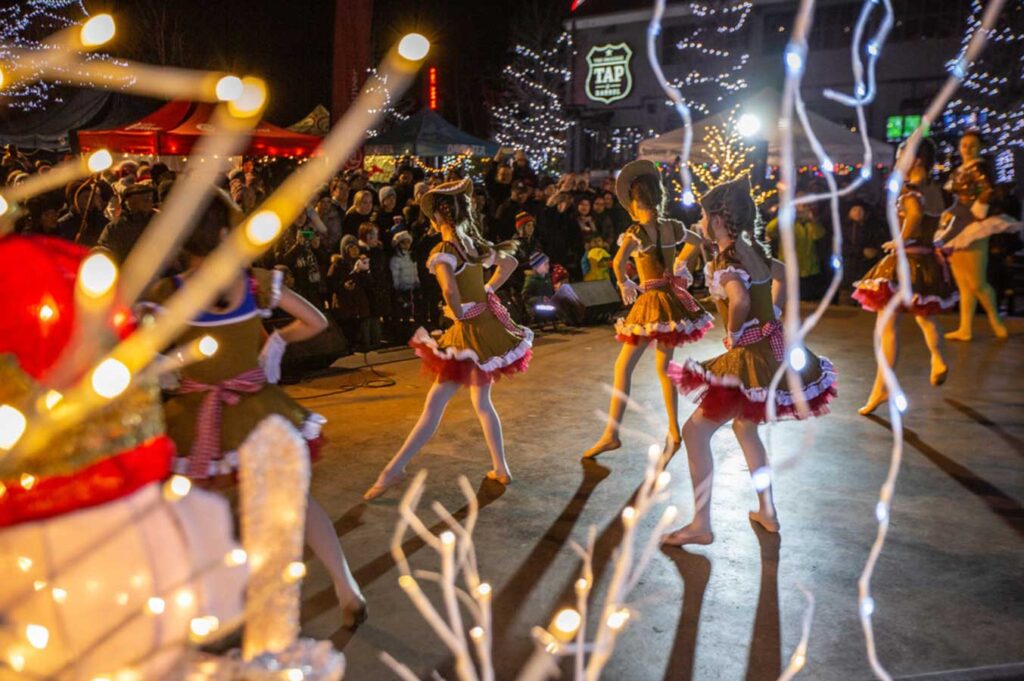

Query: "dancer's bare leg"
left=732, top=418, right=779, bottom=532
left=583, top=342, right=647, bottom=458
left=860, top=311, right=898, bottom=415
left=662, top=408, right=727, bottom=546
left=914, top=314, right=948, bottom=385
left=655, top=342, right=681, bottom=457
left=306, top=495, right=366, bottom=626
left=364, top=380, right=460, bottom=500
left=470, top=382, right=511, bottom=484
left=946, top=249, right=977, bottom=341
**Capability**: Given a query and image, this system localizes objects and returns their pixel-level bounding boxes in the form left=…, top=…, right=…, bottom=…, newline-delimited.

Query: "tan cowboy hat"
left=421, top=177, right=473, bottom=220
left=615, top=159, right=661, bottom=211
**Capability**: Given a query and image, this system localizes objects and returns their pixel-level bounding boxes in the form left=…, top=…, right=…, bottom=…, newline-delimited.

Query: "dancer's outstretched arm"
left=484, top=251, right=518, bottom=292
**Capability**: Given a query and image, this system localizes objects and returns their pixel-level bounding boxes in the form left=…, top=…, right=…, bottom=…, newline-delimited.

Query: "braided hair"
left=432, top=191, right=517, bottom=265
left=700, top=176, right=770, bottom=262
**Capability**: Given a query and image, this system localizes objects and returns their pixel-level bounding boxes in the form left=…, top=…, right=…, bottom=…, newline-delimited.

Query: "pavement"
left=287, top=306, right=1024, bottom=681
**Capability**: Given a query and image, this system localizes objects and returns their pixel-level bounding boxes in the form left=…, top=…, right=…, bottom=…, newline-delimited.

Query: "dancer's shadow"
left=660, top=548, right=712, bottom=681
left=491, top=459, right=612, bottom=638
left=744, top=524, right=782, bottom=681
left=866, top=414, right=1024, bottom=538
left=944, top=398, right=1024, bottom=456
left=302, top=478, right=507, bottom=634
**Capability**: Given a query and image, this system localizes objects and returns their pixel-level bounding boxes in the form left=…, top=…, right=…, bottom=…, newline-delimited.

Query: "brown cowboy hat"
left=420, top=177, right=473, bottom=220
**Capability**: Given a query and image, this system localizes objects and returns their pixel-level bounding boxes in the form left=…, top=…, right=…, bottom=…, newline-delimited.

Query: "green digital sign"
left=886, top=115, right=929, bottom=142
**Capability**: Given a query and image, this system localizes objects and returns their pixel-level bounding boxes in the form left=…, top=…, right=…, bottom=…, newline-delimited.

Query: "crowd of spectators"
left=4, top=143, right=1019, bottom=355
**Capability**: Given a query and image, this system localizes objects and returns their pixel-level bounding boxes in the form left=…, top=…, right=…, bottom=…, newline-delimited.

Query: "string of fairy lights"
left=942, top=0, right=1024, bottom=152
left=491, top=31, right=574, bottom=171
left=0, top=0, right=90, bottom=111
left=364, top=66, right=411, bottom=139
left=667, top=0, right=752, bottom=116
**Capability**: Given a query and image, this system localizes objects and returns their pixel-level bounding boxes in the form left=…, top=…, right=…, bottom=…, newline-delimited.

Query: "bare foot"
left=582, top=437, right=621, bottom=459
left=858, top=392, right=888, bottom=416
left=749, top=510, right=780, bottom=533
left=486, top=469, right=513, bottom=485
left=993, top=323, right=1009, bottom=340
left=340, top=595, right=368, bottom=629
left=363, top=468, right=406, bottom=501
left=945, top=329, right=972, bottom=342
left=661, top=524, right=714, bottom=547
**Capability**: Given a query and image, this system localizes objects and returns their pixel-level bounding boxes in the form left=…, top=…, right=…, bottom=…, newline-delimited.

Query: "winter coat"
left=390, top=249, right=420, bottom=291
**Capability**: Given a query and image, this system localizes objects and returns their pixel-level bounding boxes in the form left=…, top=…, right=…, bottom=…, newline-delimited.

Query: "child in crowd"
left=390, top=230, right=420, bottom=342
left=582, top=234, right=613, bottom=282
left=358, top=222, right=391, bottom=349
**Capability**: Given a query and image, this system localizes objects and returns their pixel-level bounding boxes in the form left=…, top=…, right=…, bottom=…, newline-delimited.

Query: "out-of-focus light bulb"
left=552, top=608, right=581, bottom=636
left=215, top=75, right=244, bottom=102
left=398, top=33, right=431, bottom=61
left=25, top=624, right=49, bottom=650
left=198, top=335, right=219, bottom=357
left=245, top=210, right=282, bottom=246
left=789, top=346, right=807, bottom=371
left=0, top=404, right=27, bottom=450
left=226, top=77, right=267, bottom=117
left=87, top=149, right=113, bottom=173
left=91, top=358, right=131, bottom=398
left=80, top=14, right=115, bottom=47
left=79, top=253, right=118, bottom=297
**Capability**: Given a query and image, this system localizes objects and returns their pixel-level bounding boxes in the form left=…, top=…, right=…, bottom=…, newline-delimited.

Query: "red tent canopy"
left=75, top=100, right=192, bottom=155
left=76, top=101, right=322, bottom=158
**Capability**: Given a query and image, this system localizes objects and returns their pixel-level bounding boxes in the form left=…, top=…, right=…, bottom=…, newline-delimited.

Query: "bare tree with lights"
left=490, top=0, right=575, bottom=172
left=942, top=0, right=1024, bottom=159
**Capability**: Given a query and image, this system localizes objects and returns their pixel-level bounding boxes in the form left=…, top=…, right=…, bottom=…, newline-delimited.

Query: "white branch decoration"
left=383, top=445, right=673, bottom=681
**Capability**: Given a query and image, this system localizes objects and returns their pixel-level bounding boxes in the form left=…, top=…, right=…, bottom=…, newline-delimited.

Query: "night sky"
left=93, top=0, right=528, bottom=135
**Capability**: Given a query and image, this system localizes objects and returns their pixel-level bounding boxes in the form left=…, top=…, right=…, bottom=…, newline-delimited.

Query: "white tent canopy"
left=638, top=87, right=894, bottom=169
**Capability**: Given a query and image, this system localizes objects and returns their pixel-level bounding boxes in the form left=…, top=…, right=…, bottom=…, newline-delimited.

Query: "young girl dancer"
left=664, top=177, right=837, bottom=546
left=363, top=179, right=532, bottom=501
left=852, top=139, right=958, bottom=414
left=583, top=160, right=714, bottom=459
left=147, top=192, right=367, bottom=627
left=936, top=131, right=1016, bottom=341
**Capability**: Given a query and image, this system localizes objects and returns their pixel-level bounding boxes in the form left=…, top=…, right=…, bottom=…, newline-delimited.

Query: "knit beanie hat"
left=379, top=185, right=397, bottom=203
left=515, top=211, right=534, bottom=233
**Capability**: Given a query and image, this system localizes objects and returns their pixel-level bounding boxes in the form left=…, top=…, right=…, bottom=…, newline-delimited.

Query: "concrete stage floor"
left=288, top=306, right=1023, bottom=681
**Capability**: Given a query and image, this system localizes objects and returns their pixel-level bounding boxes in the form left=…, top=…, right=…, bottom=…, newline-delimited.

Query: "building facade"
left=564, top=0, right=969, bottom=170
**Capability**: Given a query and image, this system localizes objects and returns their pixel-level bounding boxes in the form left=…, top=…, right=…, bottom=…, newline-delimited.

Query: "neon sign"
left=429, top=66, right=438, bottom=110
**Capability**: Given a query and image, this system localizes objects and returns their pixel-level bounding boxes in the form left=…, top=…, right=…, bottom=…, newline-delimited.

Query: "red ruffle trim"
left=671, top=366, right=837, bottom=424
left=616, top=323, right=711, bottom=347
left=852, top=285, right=954, bottom=317
left=410, top=340, right=533, bottom=386
left=0, top=436, right=174, bottom=528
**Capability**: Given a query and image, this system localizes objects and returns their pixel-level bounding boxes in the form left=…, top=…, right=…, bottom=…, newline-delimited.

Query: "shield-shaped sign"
left=585, top=43, right=634, bottom=105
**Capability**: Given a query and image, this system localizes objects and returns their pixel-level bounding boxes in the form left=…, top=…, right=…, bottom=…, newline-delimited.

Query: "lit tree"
left=686, top=107, right=775, bottom=205
left=942, top=0, right=1024, bottom=158
left=490, top=2, right=574, bottom=172
left=668, top=1, right=753, bottom=116
left=0, top=0, right=91, bottom=112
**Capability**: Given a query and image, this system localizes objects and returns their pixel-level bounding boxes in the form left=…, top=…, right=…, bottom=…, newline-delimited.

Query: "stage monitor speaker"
left=553, top=279, right=621, bottom=325
left=270, top=317, right=349, bottom=379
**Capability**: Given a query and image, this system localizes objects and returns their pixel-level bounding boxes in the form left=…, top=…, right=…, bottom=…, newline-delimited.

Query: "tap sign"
left=585, top=43, right=633, bottom=104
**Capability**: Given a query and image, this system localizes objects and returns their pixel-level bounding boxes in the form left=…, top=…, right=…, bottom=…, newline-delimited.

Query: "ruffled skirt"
left=409, top=310, right=533, bottom=386
left=615, top=288, right=713, bottom=347
left=943, top=214, right=1022, bottom=251
left=668, top=340, right=837, bottom=424
left=852, top=251, right=958, bottom=316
